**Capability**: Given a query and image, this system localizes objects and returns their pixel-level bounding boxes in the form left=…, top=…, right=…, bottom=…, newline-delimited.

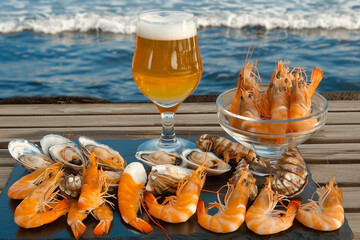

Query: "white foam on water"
left=137, top=11, right=197, bottom=40
left=0, top=0, right=359, bottom=34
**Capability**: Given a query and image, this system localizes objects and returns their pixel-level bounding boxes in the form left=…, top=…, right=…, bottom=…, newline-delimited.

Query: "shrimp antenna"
left=141, top=200, right=170, bottom=240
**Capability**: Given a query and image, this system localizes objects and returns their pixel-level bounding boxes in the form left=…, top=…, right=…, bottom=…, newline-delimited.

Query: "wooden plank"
left=0, top=167, right=13, bottom=190
left=308, top=164, right=360, bottom=186
left=298, top=143, right=360, bottom=164
left=346, top=213, right=360, bottom=239
left=0, top=111, right=359, bottom=128
left=1, top=124, right=360, bottom=148
left=0, top=100, right=359, bottom=116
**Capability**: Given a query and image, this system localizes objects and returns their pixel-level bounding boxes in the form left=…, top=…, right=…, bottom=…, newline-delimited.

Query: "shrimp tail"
left=93, top=219, right=111, bottom=236
left=308, top=67, right=323, bottom=97
left=70, top=220, right=86, bottom=239
left=144, top=192, right=158, bottom=207
left=286, top=199, right=301, bottom=216
left=128, top=218, right=153, bottom=234
left=197, top=200, right=207, bottom=214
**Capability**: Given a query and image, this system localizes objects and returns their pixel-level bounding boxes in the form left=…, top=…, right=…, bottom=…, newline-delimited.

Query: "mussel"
left=8, top=139, right=54, bottom=171
left=181, top=148, right=231, bottom=175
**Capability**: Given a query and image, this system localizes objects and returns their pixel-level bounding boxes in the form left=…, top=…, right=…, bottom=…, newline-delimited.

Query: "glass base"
left=137, top=137, right=196, bottom=153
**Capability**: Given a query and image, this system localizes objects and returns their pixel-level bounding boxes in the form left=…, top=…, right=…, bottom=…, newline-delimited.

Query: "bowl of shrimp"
left=216, top=64, right=328, bottom=160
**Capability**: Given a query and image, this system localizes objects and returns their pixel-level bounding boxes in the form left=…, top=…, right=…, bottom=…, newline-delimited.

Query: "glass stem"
left=159, top=112, right=177, bottom=147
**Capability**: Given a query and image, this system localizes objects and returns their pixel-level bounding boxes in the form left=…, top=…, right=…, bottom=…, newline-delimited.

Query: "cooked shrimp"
left=92, top=203, right=113, bottom=236
left=245, top=176, right=300, bottom=235
left=144, top=163, right=206, bottom=223
left=118, top=162, right=153, bottom=234
left=196, top=170, right=251, bottom=233
left=307, top=67, right=323, bottom=98
left=14, top=169, right=70, bottom=228
left=67, top=197, right=88, bottom=239
left=78, top=153, right=107, bottom=212
left=8, top=162, right=62, bottom=200
left=230, top=61, right=260, bottom=115
left=288, top=72, right=317, bottom=132
left=296, top=178, right=344, bottom=231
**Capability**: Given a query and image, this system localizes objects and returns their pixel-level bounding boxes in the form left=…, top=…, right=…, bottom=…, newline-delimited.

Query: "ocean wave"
left=0, top=11, right=359, bottom=34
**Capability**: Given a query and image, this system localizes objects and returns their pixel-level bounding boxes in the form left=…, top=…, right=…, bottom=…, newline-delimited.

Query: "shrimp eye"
left=285, top=78, right=288, bottom=83
left=270, top=82, right=273, bottom=88
left=248, top=93, right=252, bottom=98
left=276, top=72, right=281, bottom=79
left=240, top=96, right=243, bottom=100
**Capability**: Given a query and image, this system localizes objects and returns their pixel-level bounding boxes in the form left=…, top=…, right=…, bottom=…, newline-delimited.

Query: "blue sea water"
left=0, top=0, right=360, bottom=102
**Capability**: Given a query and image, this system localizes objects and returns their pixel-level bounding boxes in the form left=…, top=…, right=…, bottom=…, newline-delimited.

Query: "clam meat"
left=40, top=134, right=78, bottom=156
left=8, top=139, right=54, bottom=171
left=135, top=150, right=185, bottom=167
left=79, top=136, right=126, bottom=171
left=48, top=144, right=86, bottom=171
left=181, top=148, right=231, bottom=175
left=146, top=164, right=193, bottom=195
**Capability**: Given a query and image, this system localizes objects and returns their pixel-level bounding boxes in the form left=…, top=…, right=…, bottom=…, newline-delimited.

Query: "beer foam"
left=137, top=11, right=197, bottom=40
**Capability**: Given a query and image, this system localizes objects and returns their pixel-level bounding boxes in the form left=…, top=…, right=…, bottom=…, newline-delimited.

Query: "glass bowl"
left=216, top=87, right=328, bottom=159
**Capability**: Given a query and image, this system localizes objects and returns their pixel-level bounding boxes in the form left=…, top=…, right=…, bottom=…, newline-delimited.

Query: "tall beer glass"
left=132, top=10, right=202, bottom=152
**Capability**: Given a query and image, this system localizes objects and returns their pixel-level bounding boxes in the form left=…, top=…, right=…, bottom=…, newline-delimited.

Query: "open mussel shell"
left=40, top=134, right=78, bottom=156
left=8, top=139, right=55, bottom=172
left=146, top=164, right=193, bottom=195
left=135, top=150, right=186, bottom=167
left=181, top=148, right=231, bottom=175
left=48, top=144, right=86, bottom=171
left=78, top=136, right=126, bottom=171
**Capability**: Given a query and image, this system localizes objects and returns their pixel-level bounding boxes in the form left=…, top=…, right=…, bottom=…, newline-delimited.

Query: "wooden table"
left=0, top=95, right=359, bottom=239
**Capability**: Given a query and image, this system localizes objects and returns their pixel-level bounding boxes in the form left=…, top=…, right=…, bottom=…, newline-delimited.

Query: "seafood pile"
left=7, top=133, right=345, bottom=238
left=7, top=134, right=126, bottom=238
left=230, top=60, right=323, bottom=136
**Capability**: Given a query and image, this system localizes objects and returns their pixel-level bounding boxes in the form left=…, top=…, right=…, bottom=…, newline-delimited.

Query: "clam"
left=146, top=164, right=193, bottom=195
left=78, top=136, right=126, bottom=171
left=40, top=134, right=78, bottom=156
left=181, top=148, right=231, bottom=175
left=48, top=144, right=86, bottom=171
left=8, top=139, right=54, bottom=171
left=135, top=150, right=185, bottom=167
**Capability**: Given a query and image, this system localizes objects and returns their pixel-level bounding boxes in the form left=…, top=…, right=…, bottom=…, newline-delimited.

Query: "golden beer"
left=132, top=12, right=202, bottom=113
left=132, top=10, right=202, bottom=151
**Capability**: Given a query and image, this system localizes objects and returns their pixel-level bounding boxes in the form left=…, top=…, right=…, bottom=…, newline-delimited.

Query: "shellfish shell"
left=78, top=136, right=126, bottom=171
left=181, top=148, right=231, bottom=175
left=145, top=164, right=193, bottom=195
left=59, top=171, right=83, bottom=198
left=40, top=134, right=78, bottom=156
left=8, top=139, right=54, bottom=171
left=135, top=150, right=186, bottom=167
left=48, top=144, right=86, bottom=171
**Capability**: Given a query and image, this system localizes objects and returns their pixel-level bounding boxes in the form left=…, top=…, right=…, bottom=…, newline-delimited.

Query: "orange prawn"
left=92, top=203, right=113, bottom=236
left=78, top=153, right=108, bottom=212
left=296, top=177, right=344, bottom=231
left=245, top=176, right=300, bottom=235
left=14, top=169, right=70, bottom=228
left=67, top=197, right=88, bottom=239
left=8, top=162, right=62, bottom=200
left=144, top=162, right=206, bottom=223
left=117, top=162, right=153, bottom=234
left=288, top=71, right=317, bottom=132
left=196, top=170, right=251, bottom=233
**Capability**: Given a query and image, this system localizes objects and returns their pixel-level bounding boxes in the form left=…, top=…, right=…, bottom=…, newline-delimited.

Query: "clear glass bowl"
left=216, top=87, right=328, bottom=159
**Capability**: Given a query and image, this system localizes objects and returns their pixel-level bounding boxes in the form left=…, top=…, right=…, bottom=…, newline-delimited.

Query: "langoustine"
left=144, top=160, right=206, bottom=223
left=14, top=169, right=70, bottom=228
left=296, top=177, right=344, bottom=231
left=245, top=175, right=301, bottom=235
left=196, top=169, right=254, bottom=233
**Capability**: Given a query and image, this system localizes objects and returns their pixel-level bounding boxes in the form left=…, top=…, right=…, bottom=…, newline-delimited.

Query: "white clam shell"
left=8, top=139, right=54, bottom=171
left=181, top=148, right=231, bottom=175
left=40, top=134, right=77, bottom=156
